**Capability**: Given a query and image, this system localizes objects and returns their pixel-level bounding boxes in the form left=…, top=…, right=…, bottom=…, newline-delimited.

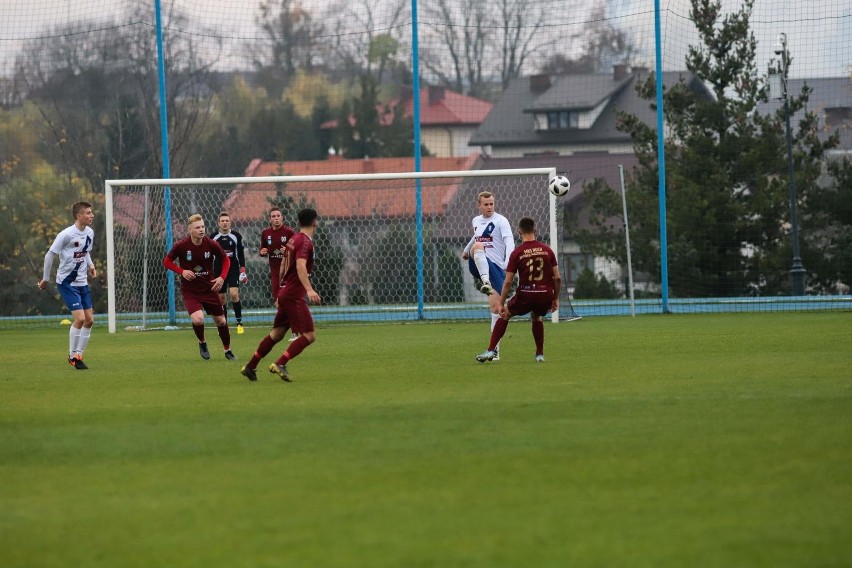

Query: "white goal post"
left=105, top=167, right=565, bottom=333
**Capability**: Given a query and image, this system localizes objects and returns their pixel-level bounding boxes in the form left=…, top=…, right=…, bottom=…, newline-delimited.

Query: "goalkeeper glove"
left=238, top=267, right=248, bottom=284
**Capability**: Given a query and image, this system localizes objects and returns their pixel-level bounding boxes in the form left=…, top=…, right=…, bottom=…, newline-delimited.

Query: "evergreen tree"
left=577, top=0, right=838, bottom=297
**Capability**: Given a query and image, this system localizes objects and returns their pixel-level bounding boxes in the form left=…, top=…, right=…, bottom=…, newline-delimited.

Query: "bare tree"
left=421, top=0, right=490, bottom=97
left=328, top=0, right=409, bottom=82
left=255, top=0, right=329, bottom=96
left=496, top=0, right=550, bottom=89
left=539, top=3, right=635, bottom=75
left=16, top=2, right=221, bottom=185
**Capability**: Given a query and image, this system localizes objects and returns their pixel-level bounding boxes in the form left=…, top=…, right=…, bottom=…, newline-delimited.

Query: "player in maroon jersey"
left=241, top=208, right=321, bottom=382
left=476, top=217, right=561, bottom=363
left=260, top=207, right=300, bottom=342
left=259, top=207, right=295, bottom=302
left=163, top=214, right=237, bottom=361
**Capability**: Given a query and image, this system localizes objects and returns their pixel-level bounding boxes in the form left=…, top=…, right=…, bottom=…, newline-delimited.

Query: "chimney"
left=428, top=85, right=446, bottom=105
left=613, top=64, right=629, bottom=81
left=530, top=74, right=551, bottom=93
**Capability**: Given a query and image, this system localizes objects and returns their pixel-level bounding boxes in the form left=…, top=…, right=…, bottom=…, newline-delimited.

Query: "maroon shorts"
left=507, top=290, right=552, bottom=318
left=182, top=289, right=225, bottom=317
left=272, top=294, right=314, bottom=333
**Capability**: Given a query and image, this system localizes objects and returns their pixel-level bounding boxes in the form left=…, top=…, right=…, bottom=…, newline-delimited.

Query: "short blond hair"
left=187, top=213, right=203, bottom=225
left=476, top=191, right=494, bottom=204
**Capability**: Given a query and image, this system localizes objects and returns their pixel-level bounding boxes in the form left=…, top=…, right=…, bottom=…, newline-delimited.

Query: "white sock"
left=69, top=326, right=81, bottom=357
left=491, top=313, right=501, bottom=353
left=473, top=249, right=490, bottom=283
left=77, top=326, right=92, bottom=357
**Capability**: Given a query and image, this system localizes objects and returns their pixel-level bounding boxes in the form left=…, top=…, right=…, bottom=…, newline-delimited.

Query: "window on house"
left=545, top=111, right=578, bottom=130
left=563, top=253, right=594, bottom=284
left=547, top=112, right=559, bottom=129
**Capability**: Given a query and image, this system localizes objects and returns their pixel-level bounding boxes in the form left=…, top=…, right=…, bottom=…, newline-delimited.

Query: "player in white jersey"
left=461, top=191, right=515, bottom=360
left=38, top=201, right=97, bottom=370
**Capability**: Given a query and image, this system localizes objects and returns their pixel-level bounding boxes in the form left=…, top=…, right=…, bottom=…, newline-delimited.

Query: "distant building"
left=470, top=66, right=712, bottom=157
left=758, top=76, right=852, bottom=157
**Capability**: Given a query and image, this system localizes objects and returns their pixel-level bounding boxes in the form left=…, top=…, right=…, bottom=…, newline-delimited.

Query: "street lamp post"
left=768, top=33, right=806, bottom=295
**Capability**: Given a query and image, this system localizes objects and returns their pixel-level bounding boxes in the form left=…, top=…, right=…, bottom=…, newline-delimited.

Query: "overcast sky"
left=1, top=0, right=849, bottom=77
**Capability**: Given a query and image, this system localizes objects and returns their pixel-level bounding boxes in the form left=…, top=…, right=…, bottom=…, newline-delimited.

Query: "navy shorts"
left=58, top=283, right=93, bottom=312
left=468, top=257, right=506, bottom=295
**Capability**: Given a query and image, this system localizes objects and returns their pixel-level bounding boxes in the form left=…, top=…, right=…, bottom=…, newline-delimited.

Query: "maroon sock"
left=488, top=318, right=509, bottom=351
left=248, top=334, right=279, bottom=369
left=217, top=324, right=231, bottom=350
left=192, top=323, right=205, bottom=342
left=532, top=320, right=544, bottom=355
left=275, top=335, right=311, bottom=366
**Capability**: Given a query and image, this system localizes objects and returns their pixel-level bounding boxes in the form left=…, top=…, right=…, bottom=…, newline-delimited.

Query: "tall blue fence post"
left=654, top=0, right=669, bottom=313
left=412, top=0, right=424, bottom=320
left=154, top=0, right=175, bottom=324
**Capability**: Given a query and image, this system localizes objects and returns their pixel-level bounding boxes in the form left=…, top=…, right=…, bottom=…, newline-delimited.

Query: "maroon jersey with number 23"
left=506, top=240, right=558, bottom=297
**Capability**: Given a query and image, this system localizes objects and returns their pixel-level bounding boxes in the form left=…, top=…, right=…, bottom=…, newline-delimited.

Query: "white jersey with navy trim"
left=48, top=224, right=94, bottom=286
left=470, top=212, right=514, bottom=269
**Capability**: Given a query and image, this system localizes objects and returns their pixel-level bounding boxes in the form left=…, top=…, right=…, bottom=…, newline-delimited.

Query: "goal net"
left=105, top=168, right=577, bottom=332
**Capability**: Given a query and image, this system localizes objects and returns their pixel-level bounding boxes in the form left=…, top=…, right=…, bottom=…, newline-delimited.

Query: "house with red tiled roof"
left=223, top=155, right=483, bottom=305
left=322, top=86, right=493, bottom=158
left=224, top=155, right=481, bottom=223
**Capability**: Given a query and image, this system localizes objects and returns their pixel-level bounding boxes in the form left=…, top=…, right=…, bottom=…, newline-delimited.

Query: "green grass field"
left=1, top=312, right=850, bottom=567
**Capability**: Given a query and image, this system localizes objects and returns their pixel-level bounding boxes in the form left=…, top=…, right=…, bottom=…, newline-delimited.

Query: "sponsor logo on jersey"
left=204, top=251, right=211, bottom=259
left=267, top=236, right=272, bottom=245
left=186, top=251, right=192, bottom=261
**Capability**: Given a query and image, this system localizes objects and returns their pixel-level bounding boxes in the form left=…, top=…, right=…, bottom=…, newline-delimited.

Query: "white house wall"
left=422, top=125, right=485, bottom=157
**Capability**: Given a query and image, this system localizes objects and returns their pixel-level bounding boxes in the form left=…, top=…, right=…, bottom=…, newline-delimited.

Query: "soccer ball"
left=549, top=175, right=571, bottom=197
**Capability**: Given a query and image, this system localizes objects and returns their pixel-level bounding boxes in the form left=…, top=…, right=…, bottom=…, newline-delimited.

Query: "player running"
left=241, top=208, right=321, bottom=382
left=37, top=201, right=97, bottom=370
left=461, top=191, right=514, bottom=360
left=211, top=212, right=247, bottom=334
left=163, top=214, right=237, bottom=361
left=476, top=217, right=561, bottom=363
